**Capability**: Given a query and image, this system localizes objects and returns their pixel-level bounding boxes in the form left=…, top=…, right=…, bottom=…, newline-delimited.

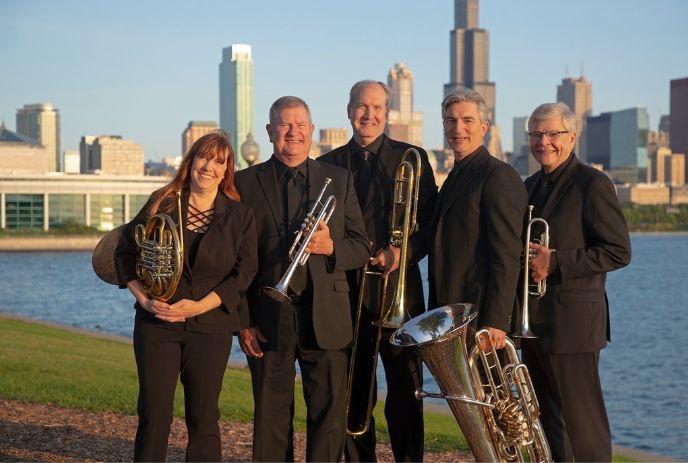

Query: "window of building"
left=129, top=195, right=149, bottom=219
left=49, top=194, right=86, bottom=228
left=90, top=194, right=124, bottom=231
left=5, top=194, right=44, bottom=230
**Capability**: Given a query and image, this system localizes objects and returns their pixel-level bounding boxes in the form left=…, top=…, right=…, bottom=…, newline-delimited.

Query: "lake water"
left=0, top=234, right=686, bottom=459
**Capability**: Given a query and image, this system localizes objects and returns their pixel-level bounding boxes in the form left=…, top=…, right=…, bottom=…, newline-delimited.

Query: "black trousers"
left=522, top=340, right=611, bottom=462
left=344, top=308, right=424, bottom=462
left=248, top=299, right=348, bottom=462
left=133, top=317, right=233, bottom=462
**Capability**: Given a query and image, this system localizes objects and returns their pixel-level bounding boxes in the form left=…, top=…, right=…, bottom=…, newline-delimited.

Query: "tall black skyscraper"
left=444, top=0, right=501, bottom=157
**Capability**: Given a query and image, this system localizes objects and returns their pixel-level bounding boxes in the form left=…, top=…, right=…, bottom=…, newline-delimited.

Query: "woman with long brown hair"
left=115, top=131, right=257, bottom=461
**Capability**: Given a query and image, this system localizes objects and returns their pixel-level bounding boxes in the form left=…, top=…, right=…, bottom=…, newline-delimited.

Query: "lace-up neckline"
left=187, top=203, right=214, bottom=233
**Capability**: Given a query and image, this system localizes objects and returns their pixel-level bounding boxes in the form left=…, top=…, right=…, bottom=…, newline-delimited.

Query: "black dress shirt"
left=350, top=135, right=384, bottom=208
left=273, top=156, right=310, bottom=297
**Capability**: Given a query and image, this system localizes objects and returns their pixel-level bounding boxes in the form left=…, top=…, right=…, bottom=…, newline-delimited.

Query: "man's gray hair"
left=528, top=103, right=578, bottom=133
left=441, top=87, right=490, bottom=123
left=348, top=80, right=391, bottom=111
left=269, top=96, right=312, bottom=125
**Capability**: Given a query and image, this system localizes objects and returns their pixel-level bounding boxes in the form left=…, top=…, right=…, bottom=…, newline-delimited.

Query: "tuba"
left=512, top=205, right=549, bottom=338
left=133, top=190, right=184, bottom=301
left=345, top=148, right=422, bottom=436
left=391, top=304, right=552, bottom=462
left=264, top=178, right=336, bottom=303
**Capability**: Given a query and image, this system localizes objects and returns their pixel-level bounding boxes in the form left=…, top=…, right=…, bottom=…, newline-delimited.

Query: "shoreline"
left=0, top=231, right=685, bottom=252
left=0, top=311, right=678, bottom=462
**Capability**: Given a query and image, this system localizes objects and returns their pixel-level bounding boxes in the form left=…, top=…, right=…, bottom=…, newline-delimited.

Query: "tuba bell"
left=391, top=304, right=552, bottom=462
left=344, top=148, right=422, bottom=436
left=133, top=190, right=185, bottom=302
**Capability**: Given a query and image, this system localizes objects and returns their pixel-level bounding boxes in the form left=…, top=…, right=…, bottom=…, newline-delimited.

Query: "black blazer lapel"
left=438, top=148, right=490, bottom=219
left=539, top=156, right=580, bottom=220
left=190, top=192, right=231, bottom=275
left=526, top=171, right=541, bottom=204
left=307, top=157, right=328, bottom=211
left=255, top=159, right=286, bottom=250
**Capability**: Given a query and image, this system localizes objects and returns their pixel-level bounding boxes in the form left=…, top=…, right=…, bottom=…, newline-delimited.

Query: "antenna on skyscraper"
left=564, top=64, right=569, bottom=77
left=580, top=61, right=584, bottom=77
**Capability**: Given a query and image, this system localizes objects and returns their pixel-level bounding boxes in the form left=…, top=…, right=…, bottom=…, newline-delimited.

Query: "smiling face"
left=443, top=101, right=489, bottom=159
left=190, top=152, right=227, bottom=194
left=266, top=104, right=314, bottom=166
left=348, top=83, right=388, bottom=146
left=529, top=118, right=576, bottom=173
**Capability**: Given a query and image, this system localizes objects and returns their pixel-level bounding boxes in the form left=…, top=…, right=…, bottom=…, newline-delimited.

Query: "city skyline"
left=1, top=0, right=686, bottom=162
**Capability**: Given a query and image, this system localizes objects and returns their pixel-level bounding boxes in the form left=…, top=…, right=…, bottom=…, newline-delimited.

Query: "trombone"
left=345, top=148, right=422, bottom=436
left=513, top=205, right=549, bottom=338
left=264, top=178, right=336, bottom=303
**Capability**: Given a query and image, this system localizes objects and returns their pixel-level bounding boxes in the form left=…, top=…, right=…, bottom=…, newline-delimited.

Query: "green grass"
left=0, top=317, right=641, bottom=460
left=0, top=317, right=466, bottom=452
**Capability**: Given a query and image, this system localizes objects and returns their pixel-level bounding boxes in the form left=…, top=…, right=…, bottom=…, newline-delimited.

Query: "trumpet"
left=264, top=178, right=336, bottom=303
left=513, top=205, right=549, bottom=339
left=345, top=148, right=422, bottom=436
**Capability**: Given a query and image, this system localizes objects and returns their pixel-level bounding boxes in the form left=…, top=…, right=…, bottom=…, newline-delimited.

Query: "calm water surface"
left=0, top=234, right=686, bottom=459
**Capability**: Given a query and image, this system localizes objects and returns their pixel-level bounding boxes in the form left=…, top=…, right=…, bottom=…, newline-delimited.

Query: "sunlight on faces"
left=529, top=118, right=576, bottom=173
left=267, top=105, right=314, bottom=165
left=190, top=152, right=227, bottom=194
left=443, top=101, right=489, bottom=158
left=348, top=83, right=388, bottom=146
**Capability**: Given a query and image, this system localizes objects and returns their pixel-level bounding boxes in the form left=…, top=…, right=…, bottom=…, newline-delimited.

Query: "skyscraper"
left=182, top=121, right=218, bottom=155
left=557, top=76, right=592, bottom=161
left=80, top=135, right=144, bottom=175
left=444, top=0, right=501, bottom=158
left=386, top=62, right=423, bottom=147
left=670, top=77, right=688, bottom=179
left=586, top=107, right=649, bottom=183
left=219, top=44, right=255, bottom=170
left=16, top=103, right=60, bottom=172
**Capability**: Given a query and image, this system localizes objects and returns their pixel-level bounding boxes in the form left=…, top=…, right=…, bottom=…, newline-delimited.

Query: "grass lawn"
left=0, top=316, right=639, bottom=461
left=0, top=317, right=465, bottom=453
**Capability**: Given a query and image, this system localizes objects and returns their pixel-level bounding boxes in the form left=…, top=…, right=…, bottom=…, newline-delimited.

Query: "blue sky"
left=1, top=0, right=687, bottom=161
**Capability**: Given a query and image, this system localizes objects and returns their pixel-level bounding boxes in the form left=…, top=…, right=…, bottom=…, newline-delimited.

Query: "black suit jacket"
left=318, top=135, right=438, bottom=317
left=235, top=157, right=371, bottom=351
left=523, top=155, right=631, bottom=354
left=428, top=146, right=527, bottom=332
left=115, top=190, right=258, bottom=334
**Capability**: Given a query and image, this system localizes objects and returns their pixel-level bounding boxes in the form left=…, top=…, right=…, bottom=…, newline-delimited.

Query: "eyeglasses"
left=528, top=130, right=568, bottom=140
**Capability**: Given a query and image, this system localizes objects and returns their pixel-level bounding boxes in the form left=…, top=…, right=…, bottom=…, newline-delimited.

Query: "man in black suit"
left=236, top=96, right=371, bottom=462
left=428, top=88, right=526, bottom=349
left=319, top=80, right=437, bottom=462
left=522, top=102, right=631, bottom=462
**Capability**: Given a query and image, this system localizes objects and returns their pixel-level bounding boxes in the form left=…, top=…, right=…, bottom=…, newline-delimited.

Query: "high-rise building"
left=80, top=135, right=144, bottom=176
left=557, top=76, right=592, bottom=161
left=670, top=77, right=688, bottom=179
left=182, top=121, right=218, bottom=155
left=659, top=114, right=670, bottom=147
left=309, top=128, right=349, bottom=158
left=63, top=150, right=80, bottom=174
left=670, top=153, right=685, bottom=186
left=219, top=44, right=255, bottom=170
left=16, top=103, right=60, bottom=172
left=511, top=116, right=538, bottom=176
left=586, top=107, right=649, bottom=183
left=0, top=123, right=50, bottom=174
left=444, top=0, right=501, bottom=158
left=386, top=62, right=423, bottom=147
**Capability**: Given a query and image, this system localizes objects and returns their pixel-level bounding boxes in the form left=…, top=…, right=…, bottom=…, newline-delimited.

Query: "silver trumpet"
left=264, top=178, right=336, bottom=303
left=513, top=205, right=550, bottom=338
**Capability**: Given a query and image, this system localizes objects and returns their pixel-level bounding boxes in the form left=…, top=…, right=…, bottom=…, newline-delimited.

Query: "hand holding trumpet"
left=528, top=242, right=551, bottom=283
